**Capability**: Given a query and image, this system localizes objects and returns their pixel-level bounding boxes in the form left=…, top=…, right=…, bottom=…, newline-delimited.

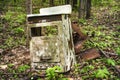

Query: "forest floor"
left=0, top=5, right=120, bottom=80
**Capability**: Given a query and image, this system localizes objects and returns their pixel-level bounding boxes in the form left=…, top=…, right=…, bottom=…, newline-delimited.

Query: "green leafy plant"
left=13, top=27, right=24, bottom=34
left=46, top=66, right=68, bottom=80
left=8, top=63, right=14, bottom=68
left=106, top=59, right=116, bottom=66
left=74, top=64, right=80, bottom=75
left=1, top=10, right=26, bottom=49
left=18, top=65, right=30, bottom=72
left=78, top=18, right=87, bottom=24
left=5, top=37, right=14, bottom=48
left=4, top=11, right=14, bottom=21
left=92, top=0, right=114, bottom=6
left=80, top=65, right=94, bottom=73
left=115, top=47, right=120, bottom=55
left=7, top=64, right=16, bottom=74
left=93, top=67, right=110, bottom=79
left=44, top=26, right=58, bottom=37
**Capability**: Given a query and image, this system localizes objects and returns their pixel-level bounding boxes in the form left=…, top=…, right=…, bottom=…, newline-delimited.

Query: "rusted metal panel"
left=74, top=40, right=84, bottom=53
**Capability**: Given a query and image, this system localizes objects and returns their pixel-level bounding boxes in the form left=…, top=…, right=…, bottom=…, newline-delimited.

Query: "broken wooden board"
left=80, top=48, right=101, bottom=61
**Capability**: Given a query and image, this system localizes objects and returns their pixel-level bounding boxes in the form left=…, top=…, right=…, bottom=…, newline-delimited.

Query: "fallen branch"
left=103, top=51, right=119, bottom=56
left=89, top=40, right=120, bottom=77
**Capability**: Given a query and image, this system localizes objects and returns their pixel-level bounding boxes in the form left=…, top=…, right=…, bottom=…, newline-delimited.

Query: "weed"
left=8, top=63, right=14, bottom=68
left=115, top=47, right=120, bottom=55
left=5, top=37, right=13, bottom=48
left=1, top=10, right=26, bottom=49
left=46, top=66, right=68, bottom=80
left=13, top=27, right=24, bottom=34
left=18, top=65, right=30, bottom=72
left=92, top=0, right=115, bottom=7
left=80, top=65, right=94, bottom=73
left=93, top=67, right=110, bottom=79
left=73, top=64, right=80, bottom=76
left=105, top=58, right=116, bottom=66
left=78, top=18, right=87, bottom=25
left=44, top=26, right=58, bottom=37
left=116, top=59, right=120, bottom=65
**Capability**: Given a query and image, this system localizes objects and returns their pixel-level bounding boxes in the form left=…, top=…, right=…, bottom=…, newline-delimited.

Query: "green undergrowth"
left=45, top=66, right=68, bottom=80
left=0, top=10, right=26, bottom=49
left=0, top=64, right=31, bottom=79
left=0, top=0, right=119, bottom=79
left=82, top=25, right=120, bottom=55
left=76, top=7, right=120, bottom=79
left=73, top=58, right=120, bottom=79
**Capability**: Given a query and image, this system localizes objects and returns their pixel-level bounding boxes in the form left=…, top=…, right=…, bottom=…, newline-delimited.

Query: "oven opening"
left=31, top=25, right=58, bottom=37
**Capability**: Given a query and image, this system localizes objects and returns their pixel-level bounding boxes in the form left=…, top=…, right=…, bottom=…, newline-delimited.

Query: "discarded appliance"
left=27, top=5, right=76, bottom=72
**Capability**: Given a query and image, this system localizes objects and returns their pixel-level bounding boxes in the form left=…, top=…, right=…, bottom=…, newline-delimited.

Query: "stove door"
left=30, top=36, right=62, bottom=63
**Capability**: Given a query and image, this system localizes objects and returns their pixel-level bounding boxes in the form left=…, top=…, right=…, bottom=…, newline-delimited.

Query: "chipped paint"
left=27, top=14, right=76, bottom=72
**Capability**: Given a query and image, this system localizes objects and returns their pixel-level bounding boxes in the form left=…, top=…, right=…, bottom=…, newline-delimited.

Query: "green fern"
left=93, top=67, right=110, bottom=79
left=46, top=66, right=68, bottom=80
left=106, top=59, right=116, bottom=66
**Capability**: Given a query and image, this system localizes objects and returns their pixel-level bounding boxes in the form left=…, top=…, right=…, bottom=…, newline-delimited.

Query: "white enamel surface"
left=40, top=5, right=72, bottom=15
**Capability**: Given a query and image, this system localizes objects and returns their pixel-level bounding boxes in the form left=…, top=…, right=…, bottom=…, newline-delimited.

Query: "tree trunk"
left=26, top=0, right=32, bottom=46
left=50, top=0, right=54, bottom=6
left=78, top=0, right=87, bottom=18
left=26, top=0, right=32, bottom=14
left=73, top=0, right=77, bottom=9
left=42, top=0, right=46, bottom=3
left=65, top=0, right=70, bottom=4
left=78, top=0, right=91, bottom=19
left=86, top=0, right=91, bottom=19
left=59, top=0, right=63, bottom=5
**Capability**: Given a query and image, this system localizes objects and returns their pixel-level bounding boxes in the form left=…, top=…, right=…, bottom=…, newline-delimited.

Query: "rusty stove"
left=27, top=5, right=76, bottom=72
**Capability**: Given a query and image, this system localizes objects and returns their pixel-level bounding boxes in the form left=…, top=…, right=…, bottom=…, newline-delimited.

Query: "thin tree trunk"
left=78, top=0, right=87, bottom=18
left=73, top=0, right=77, bottom=9
left=59, top=0, right=63, bottom=5
left=65, top=0, right=69, bottom=4
left=50, top=0, right=54, bottom=6
left=26, top=0, right=32, bottom=14
left=42, top=0, right=46, bottom=3
left=26, top=0, right=32, bottom=46
left=86, top=0, right=91, bottom=19
left=79, top=0, right=91, bottom=19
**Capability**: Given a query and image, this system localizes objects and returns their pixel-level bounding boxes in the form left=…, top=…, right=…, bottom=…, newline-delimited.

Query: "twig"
left=103, top=51, right=119, bottom=56
left=1, top=73, right=28, bottom=75
left=89, top=39, right=120, bottom=77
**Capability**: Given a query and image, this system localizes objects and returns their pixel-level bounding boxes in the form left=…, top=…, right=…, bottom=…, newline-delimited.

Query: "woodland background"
left=0, top=0, right=120, bottom=80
